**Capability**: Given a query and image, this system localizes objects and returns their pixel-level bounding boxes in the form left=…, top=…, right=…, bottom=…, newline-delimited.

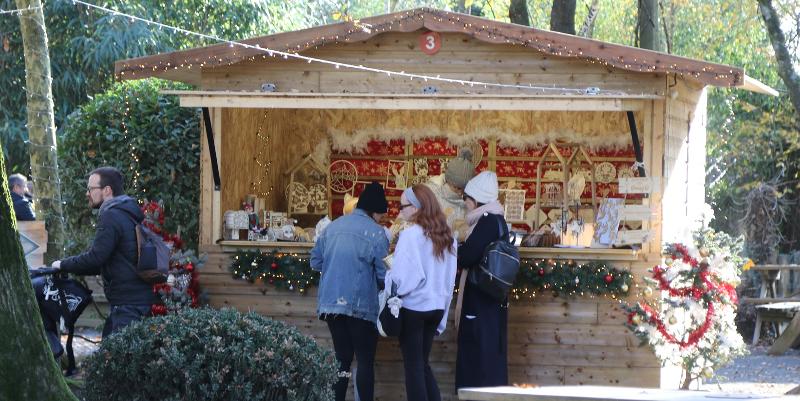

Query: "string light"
left=0, top=5, right=41, bottom=15
left=251, top=111, right=273, bottom=199
left=62, top=0, right=728, bottom=96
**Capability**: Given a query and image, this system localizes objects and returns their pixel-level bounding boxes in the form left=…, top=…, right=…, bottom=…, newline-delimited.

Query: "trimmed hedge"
left=82, top=308, right=337, bottom=401
left=59, top=78, right=200, bottom=253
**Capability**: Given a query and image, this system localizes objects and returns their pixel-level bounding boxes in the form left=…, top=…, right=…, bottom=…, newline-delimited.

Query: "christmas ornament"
left=604, top=274, right=613, bottom=284
left=271, top=262, right=278, bottom=270
left=624, top=238, right=746, bottom=388
left=538, top=268, right=545, bottom=277
left=620, top=284, right=629, bottom=292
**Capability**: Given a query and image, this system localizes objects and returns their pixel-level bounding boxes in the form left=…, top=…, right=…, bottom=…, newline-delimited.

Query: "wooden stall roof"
left=114, top=8, right=773, bottom=95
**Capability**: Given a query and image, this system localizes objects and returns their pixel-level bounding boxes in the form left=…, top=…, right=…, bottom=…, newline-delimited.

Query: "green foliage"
left=82, top=308, right=337, bottom=401
left=59, top=79, right=200, bottom=252
left=693, top=221, right=746, bottom=271
left=0, top=0, right=276, bottom=173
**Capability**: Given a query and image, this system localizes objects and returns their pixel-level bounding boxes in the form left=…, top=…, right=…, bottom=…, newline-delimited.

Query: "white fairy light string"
left=70, top=0, right=631, bottom=96
left=0, top=5, right=41, bottom=15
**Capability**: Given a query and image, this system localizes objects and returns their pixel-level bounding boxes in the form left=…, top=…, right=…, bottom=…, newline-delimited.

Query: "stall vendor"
left=424, top=149, right=476, bottom=240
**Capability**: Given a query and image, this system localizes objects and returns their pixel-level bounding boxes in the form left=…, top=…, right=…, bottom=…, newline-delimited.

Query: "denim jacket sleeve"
left=372, top=232, right=389, bottom=290
left=310, top=231, right=325, bottom=272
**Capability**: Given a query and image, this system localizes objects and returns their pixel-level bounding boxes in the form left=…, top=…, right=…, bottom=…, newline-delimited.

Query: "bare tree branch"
left=759, top=0, right=800, bottom=123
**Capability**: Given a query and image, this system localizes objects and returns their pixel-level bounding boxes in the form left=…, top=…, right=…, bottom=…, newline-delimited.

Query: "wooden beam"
left=165, top=90, right=650, bottom=111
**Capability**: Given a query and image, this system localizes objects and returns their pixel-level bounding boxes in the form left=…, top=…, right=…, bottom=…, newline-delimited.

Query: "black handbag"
left=468, top=215, right=520, bottom=301
left=377, top=282, right=402, bottom=337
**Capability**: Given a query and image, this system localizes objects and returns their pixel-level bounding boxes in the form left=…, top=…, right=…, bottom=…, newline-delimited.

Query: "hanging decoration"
left=251, top=110, right=273, bottom=199
left=623, top=234, right=746, bottom=388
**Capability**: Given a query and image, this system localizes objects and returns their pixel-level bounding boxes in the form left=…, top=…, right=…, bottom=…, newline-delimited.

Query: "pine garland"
left=229, top=250, right=631, bottom=299
left=512, top=259, right=632, bottom=300
left=229, top=250, right=319, bottom=294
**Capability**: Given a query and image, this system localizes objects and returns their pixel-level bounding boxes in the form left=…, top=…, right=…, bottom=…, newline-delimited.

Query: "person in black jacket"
left=52, top=167, right=157, bottom=338
left=455, top=171, right=509, bottom=390
left=9, top=173, right=35, bottom=221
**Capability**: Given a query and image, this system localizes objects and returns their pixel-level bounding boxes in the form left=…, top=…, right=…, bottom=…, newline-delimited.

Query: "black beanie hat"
left=356, top=182, right=388, bottom=214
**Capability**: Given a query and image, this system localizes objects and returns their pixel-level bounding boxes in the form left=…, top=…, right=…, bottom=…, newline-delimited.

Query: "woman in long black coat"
left=455, top=171, right=509, bottom=390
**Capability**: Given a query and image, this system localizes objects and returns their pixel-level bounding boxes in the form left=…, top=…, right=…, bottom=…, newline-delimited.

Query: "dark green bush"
left=59, top=78, right=200, bottom=253
left=82, top=308, right=336, bottom=401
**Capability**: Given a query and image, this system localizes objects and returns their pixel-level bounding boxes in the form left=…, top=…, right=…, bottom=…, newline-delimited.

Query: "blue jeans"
left=102, top=304, right=151, bottom=338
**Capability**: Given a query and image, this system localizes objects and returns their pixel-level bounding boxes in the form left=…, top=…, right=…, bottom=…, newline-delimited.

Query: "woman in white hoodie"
left=387, top=184, right=457, bottom=401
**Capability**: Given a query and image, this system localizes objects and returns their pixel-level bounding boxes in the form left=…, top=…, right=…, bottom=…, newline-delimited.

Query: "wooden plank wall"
left=199, top=32, right=664, bottom=97
left=661, top=77, right=707, bottom=243
left=199, top=245, right=664, bottom=401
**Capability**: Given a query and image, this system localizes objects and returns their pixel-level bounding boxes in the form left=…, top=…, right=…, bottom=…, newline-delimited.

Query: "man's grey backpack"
left=135, top=223, right=170, bottom=284
left=468, top=215, right=520, bottom=301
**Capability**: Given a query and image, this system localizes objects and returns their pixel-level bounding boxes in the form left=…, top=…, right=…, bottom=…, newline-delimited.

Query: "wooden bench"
left=742, top=265, right=800, bottom=345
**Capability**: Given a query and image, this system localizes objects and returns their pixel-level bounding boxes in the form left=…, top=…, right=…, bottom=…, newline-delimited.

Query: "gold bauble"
left=632, top=315, right=642, bottom=325
left=643, top=287, right=653, bottom=297
left=668, top=316, right=678, bottom=325
left=620, top=284, right=629, bottom=292
left=702, top=367, right=713, bottom=379
left=699, top=248, right=710, bottom=257
left=665, top=257, right=674, bottom=266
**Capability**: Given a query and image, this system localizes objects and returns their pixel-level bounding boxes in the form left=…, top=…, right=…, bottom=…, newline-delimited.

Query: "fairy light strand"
left=68, top=0, right=660, bottom=96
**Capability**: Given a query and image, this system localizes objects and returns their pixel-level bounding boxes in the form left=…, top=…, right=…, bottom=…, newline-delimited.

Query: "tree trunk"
left=577, top=0, right=600, bottom=38
left=759, top=0, right=800, bottom=122
left=637, top=0, right=663, bottom=51
left=453, top=0, right=467, bottom=14
left=16, top=0, right=65, bottom=264
left=0, top=144, right=78, bottom=398
left=509, top=0, right=530, bottom=26
left=550, top=0, right=576, bottom=35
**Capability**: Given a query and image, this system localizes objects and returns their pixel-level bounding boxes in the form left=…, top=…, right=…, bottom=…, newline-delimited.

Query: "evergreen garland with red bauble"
left=140, top=201, right=206, bottom=316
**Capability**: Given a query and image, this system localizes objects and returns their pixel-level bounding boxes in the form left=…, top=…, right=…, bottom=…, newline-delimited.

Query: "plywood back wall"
left=220, top=108, right=642, bottom=213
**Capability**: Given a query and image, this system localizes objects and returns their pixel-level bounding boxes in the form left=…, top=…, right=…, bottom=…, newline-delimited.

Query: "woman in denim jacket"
left=311, top=182, right=390, bottom=401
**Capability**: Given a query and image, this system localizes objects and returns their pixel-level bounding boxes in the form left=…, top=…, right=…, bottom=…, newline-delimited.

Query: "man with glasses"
left=52, top=167, right=157, bottom=337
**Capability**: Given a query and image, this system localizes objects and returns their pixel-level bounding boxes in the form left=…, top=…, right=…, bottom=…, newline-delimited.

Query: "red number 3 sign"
left=419, top=31, right=441, bottom=55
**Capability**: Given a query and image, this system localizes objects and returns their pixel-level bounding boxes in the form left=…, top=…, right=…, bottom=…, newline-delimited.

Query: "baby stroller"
left=29, top=267, right=93, bottom=376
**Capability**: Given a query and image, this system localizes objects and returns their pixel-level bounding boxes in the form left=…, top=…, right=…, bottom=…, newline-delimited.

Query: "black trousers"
left=399, top=308, right=444, bottom=401
left=326, top=315, right=378, bottom=401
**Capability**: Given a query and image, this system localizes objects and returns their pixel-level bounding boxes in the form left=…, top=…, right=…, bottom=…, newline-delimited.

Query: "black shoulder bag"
left=467, top=215, right=520, bottom=301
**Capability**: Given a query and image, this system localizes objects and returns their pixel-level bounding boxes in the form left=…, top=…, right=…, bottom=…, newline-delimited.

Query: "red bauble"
left=271, top=262, right=278, bottom=270
left=186, top=263, right=194, bottom=272
left=604, top=274, right=613, bottom=284
left=537, top=268, right=545, bottom=276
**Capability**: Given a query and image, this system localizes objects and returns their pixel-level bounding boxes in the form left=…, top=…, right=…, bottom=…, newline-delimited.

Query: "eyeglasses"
left=399, top=203, right=414, bottom=210
left=86, top=185, right=103, bottom=192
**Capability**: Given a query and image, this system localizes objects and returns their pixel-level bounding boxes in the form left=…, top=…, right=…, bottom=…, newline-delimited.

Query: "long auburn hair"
left=409, top=184, right=454, bottom=260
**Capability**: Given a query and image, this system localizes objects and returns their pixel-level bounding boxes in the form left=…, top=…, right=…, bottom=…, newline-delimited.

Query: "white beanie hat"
left=464, top=171, right=499, bottom=204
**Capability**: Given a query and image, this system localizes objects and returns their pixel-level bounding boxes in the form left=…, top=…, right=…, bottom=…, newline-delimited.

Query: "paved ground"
left=67, top=329, right=799, bottom=394
left=700, top=346, right=800, bottom=396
